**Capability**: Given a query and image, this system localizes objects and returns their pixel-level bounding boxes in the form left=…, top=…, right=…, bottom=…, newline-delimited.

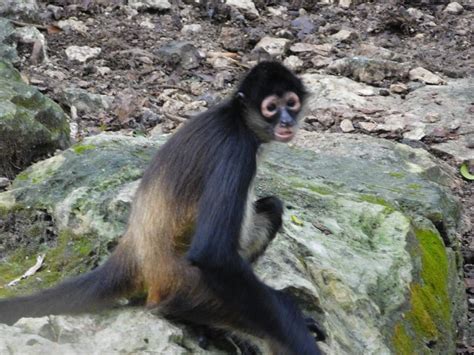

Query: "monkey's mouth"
left=274, top=127, right=295, bottom=142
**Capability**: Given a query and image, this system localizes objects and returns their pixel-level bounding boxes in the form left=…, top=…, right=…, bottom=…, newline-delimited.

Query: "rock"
left=56, top=19, right=88, bottom=34
left=61, top=87, right=114, bottom=115
left=339, top=0, right=352, bottom=9
left=291, top=16, right=317, bottom=38
left=14, top=26, right=48, bottom=63
left=181, top=24, right=202, bottom=36
left=219, top=27, right=247, bottom=52
left=403, top=127, right=426, bottom=140
left=432, top=136, right=474, bottom=162
left=0, top=60, right=70, bottom=178
left=65, top=46, right=101, bottom=63
left=422, top=112, right=441, bottom=123
left=409, top=67, right=445, bottom=85
left=156, top=41, right=201, bottom=70
left=444, top=2, right=464, bottom=14
left=376, top=114, right=407, bottom=132
left=0, top=0, right=39, bottom=20
left=359, top=121, right=377, bottom=132
left=0, top=132, right=465, bottom=354
left=390, top=83, right=408, bottom=95
left=356, top=43, right=403, bottom=62
left=283, top=55, right=304, bottom=71
left=290, top=42, right=333, bottom=56
left=0, top=177, right=9, bottom=189
left=138, top=18, right=154, bottom=29
left=330, top=29, right=358, bottom=42
left=327, top=56, right=410, bottom=85
left=407, top=7, right=425, bottom=20
left=340, top=118, right=355, bottom=132
left=0, top=18, right=19, bottom=63
left=128, top=0, right=171, bottom=11
left=311, top=56, right=331, bottom=69
left=226, top=0, right=259, bottom=18
left=254, top=36, right=290, bottom=58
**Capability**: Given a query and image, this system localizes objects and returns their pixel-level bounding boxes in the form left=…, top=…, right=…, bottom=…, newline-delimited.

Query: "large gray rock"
left=0, top=18, right=19, bottom=63
left=0, top=60, right=70, bottom=178
left=0, top=0, right=39, bottom=20
left=0, top=132, right=467, bottom=354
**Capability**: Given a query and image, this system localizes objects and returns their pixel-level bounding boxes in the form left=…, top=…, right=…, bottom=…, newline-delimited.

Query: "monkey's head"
left=237, top=61, right=308, bottom=143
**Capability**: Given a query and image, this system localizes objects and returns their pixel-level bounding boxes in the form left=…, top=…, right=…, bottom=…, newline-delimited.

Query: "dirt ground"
left=8, top=0, right=474, bottom=351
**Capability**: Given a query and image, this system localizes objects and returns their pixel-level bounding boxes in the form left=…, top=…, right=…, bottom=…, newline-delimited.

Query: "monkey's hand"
left=305, top=317, right=326, bottom=342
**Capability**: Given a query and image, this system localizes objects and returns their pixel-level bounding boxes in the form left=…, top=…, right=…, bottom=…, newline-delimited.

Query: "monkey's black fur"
left=0, top=62, right=321, bottom=354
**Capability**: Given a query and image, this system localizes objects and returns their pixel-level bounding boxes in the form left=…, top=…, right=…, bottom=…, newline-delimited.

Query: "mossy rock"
left=0, top=59, right=70, bottom=178
left=0, top=133, right=467, bottom=354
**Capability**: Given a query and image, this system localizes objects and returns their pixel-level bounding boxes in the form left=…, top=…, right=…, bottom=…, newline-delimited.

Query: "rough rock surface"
left=0, top=132, right=466, bottom=354
left=0, top=60, right=70, bottom=178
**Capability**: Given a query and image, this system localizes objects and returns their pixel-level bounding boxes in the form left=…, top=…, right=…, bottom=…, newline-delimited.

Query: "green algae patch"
left=73, top=144, right=96, bottom=155
left=0, top=230, right=98, bottom=298
left=392, top=226, right=453, bottom=354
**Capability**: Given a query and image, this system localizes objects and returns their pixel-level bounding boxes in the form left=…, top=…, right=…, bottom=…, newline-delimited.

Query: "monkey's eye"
left=261, top=95, right=279, bottom=118
left=284, top=92, right=301, bottom=111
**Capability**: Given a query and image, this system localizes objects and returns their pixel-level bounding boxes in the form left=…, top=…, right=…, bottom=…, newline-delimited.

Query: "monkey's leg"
left=163, top=261, right=321, bottom=355
left=240, top=196, right=283, bottom=263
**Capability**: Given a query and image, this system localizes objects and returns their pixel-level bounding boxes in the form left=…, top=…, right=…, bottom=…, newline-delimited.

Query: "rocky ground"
left=0, top=0, right=473, bottom=352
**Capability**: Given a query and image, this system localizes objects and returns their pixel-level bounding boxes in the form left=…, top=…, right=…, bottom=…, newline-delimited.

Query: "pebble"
left=359, top=122, right=377, bottom=132
left=283, top=55, right=304, bottom=71
left=65, top=46, right=101, bottom=63
left=340, top=119, right=355, bottom=132
left=409, top=67, right=445, bottom=85
left=403, top=127, right=426, bottom=141
left=254, top=37, right=290, bottom=58
left=330, top=29, right=358, bottom=42
left=390, top=83, right=409, bottom=95
left=444, top=2, right=464, bottom=14
left=0, top=177, right=10, bottom=189
left=181, top=24, right=202, bottom=35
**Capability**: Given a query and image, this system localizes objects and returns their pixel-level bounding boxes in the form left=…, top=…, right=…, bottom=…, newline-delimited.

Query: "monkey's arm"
left=187, top=138, right=257, bottom=269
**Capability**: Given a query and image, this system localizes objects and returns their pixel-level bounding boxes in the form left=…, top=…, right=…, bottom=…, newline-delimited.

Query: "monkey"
left=0, top=61, right=322, bottom=355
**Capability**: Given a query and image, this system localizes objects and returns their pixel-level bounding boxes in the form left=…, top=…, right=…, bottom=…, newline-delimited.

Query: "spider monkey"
left=0, top=62, right=322, bottom=355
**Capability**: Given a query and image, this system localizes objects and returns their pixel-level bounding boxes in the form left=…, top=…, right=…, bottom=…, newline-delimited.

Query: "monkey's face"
left=260, top=91, right=302, bottom=143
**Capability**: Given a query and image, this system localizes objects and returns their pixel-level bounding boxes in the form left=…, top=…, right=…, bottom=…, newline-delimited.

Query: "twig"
left=9, top=19, right=48, bottom=31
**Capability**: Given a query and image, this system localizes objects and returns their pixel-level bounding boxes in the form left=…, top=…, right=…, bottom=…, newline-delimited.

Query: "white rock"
left=226, top=0, right=259, bottom=17
left=407, top=7, right=425, bottom=20
left=181, top=24, right=202, bottom=35
left=0, top=177, right=10, bottom=189
left=339, top=0, right=352, bottom=9
left=390, top=83, right=408, bottom=94
left=359, top=121, right=377, bottom=132
left=97, top=66, right=112, bottom=76
left=57, top=19, right=88, bottom=33
left=255, top=37, right=290, bottom=58
left=65, top=46, right=101, bottom=63
left=409, top=67, right=445, bottom=85
left=403, top=127, right=426, bottom=140
left=340, top=119, right=355, bottom=132
left=139, top=18, right=155, bottom=29
left=283, top=55, right=304, bottom=71
left=128, top=0, right=171, bottom=10
left=444, top=2, right=463, bottom=14
left=357, top=88, right=376, bottom=97
left=330, top=29, right=357, bottom=42
left=267, top=6, right=286, bottom=17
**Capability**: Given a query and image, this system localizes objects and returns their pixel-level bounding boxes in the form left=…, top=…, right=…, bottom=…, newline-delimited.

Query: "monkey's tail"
left=0, top=246, right=138, bottom=326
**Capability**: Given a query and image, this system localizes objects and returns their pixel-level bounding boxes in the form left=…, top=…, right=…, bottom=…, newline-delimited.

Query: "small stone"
left=409, top=67, right=445, bottom=85
left=57, top=19, right=88, bottom=33
left=219, top=27, right=247, bottom=52
left=226, top=0, right=259, bottom=18
left=65, top=46, right=101, bottom=63
left=465, top=134, right=474, bottom=149
left=339, top=0, right=352, bottom=9
left=330, top=29, right=357, bottom=42
left=128, top=0, right=171, bottom=11
left=156, top=41, right=201, bottom=70
left=311, top=56, right=331, bottom=69
left=0, top=177, right=10, bottom=189
left=407, top=8, right=425, bottom=20
left=181, top=24, right=202, bottom=35
left=340, top=119, right=355, bottom=132
left=403, top=127, right=426, bottom=141
left=283, top=55, right=304, bottom=71
left=97, top=66, right=112, bottom=76
left=379, top=89, right=390, bottom=96
left=390, top=83, right=408, bottom=95
left=357, top=88, right=376, bottom=97
left=444, top=2, right=463, bottom=14
left=359, top=122, right=377, bottom=132
left=422, top=113, right=441, bottom=123
left=254, top=37, right=290, bottom=58
left=139, top=18, right=155, bottom=29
